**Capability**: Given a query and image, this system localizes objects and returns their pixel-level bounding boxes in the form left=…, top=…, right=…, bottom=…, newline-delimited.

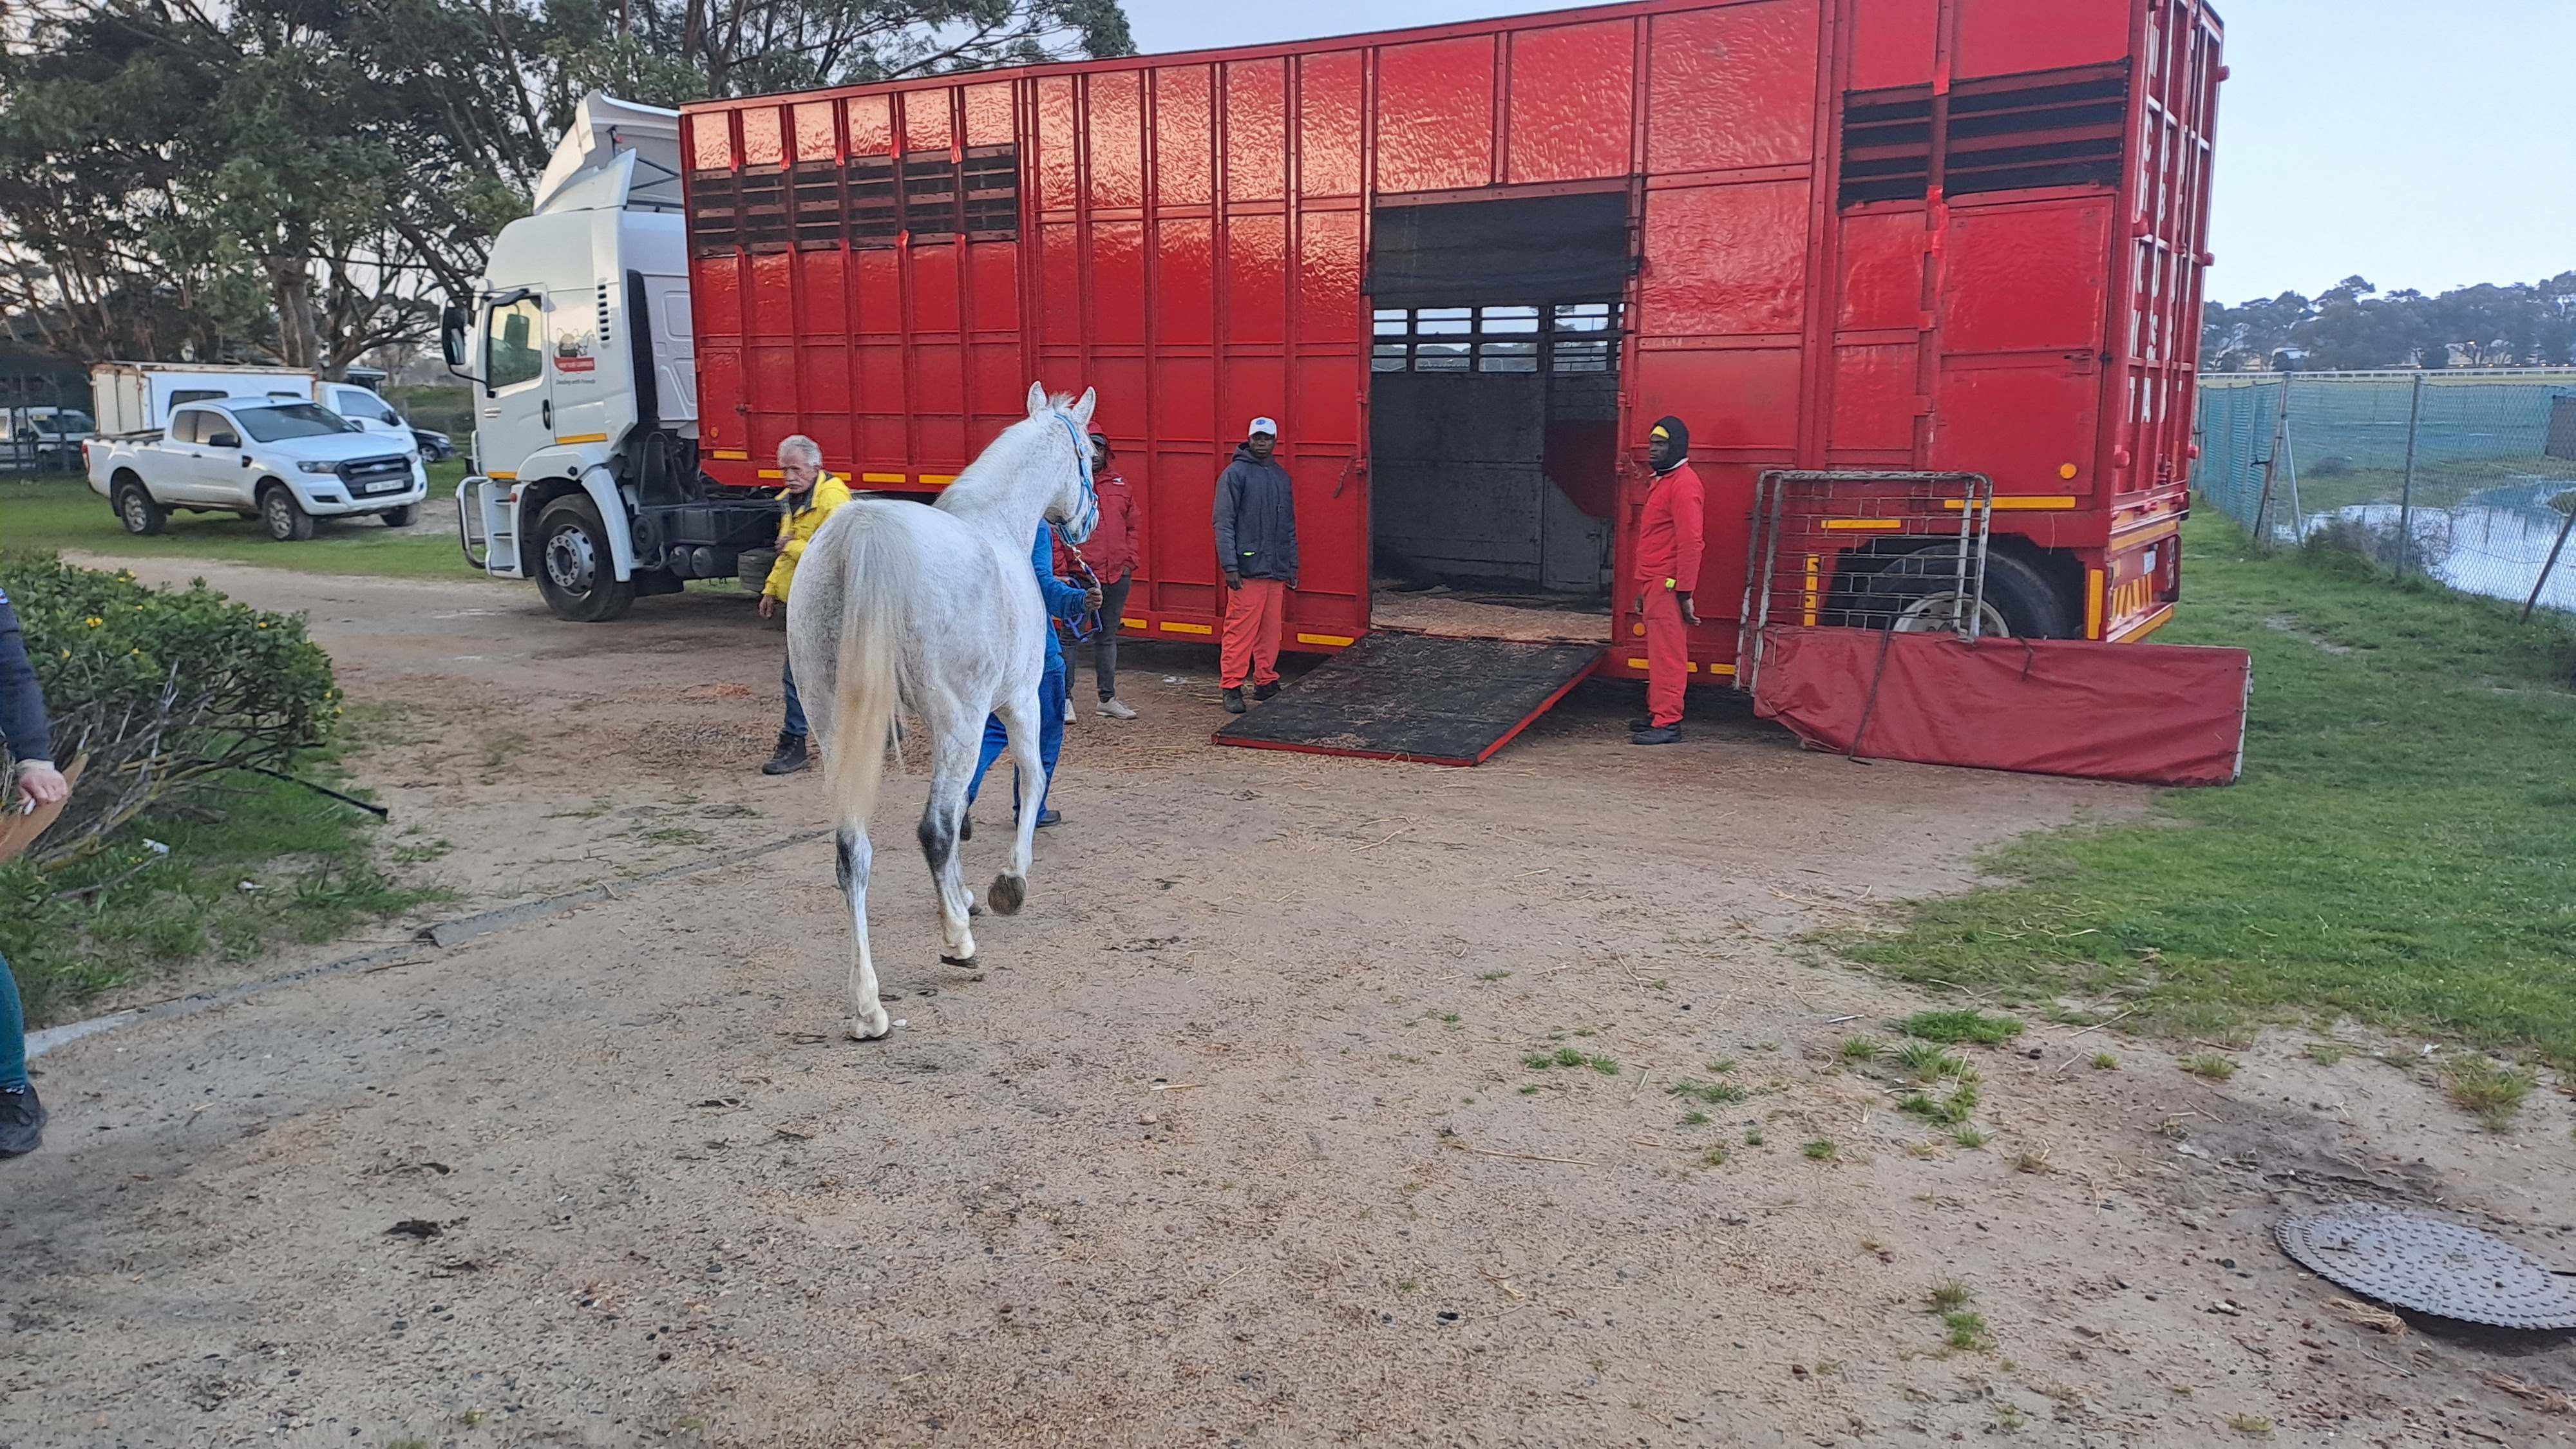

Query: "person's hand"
left=1225, top=571, right=1242, bottom=591
left=1678, top=591, right=1700, bottom=626
left=14, top=763, right=68, bottom=810
left=758, top=594, right=778, bottom=620
left=1083, top=586, right=1103, bottom=611
left=1634, top=593, right=1645, bottom=616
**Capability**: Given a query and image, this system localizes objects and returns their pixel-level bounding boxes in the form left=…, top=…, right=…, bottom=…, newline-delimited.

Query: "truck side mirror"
left=209, top=430, right=240, bottom=449
left=440, top=303, right=470, bottom=372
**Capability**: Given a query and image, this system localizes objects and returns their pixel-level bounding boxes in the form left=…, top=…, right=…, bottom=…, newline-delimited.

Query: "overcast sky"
left=1119, top=0, right=2576, bottom=305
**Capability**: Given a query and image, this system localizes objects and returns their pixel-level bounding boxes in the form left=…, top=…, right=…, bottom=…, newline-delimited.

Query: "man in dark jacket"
left=1212, top=417, right=1298, bottom=713
left=0, top=587, right=68, bottom=1158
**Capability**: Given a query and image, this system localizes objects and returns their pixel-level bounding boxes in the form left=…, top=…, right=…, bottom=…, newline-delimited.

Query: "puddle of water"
left=2290, top=477, right=2576, bottom=614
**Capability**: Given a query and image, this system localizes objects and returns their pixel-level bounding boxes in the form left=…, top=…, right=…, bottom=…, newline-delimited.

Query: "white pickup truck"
left=83, top=397, right=429, bottom=541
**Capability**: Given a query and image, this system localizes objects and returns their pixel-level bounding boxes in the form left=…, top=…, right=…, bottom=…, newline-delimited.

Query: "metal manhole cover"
left=2278, top=1204, right=2576, bottom=1330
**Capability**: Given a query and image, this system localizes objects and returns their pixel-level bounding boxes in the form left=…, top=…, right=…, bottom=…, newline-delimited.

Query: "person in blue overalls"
left=0, top=585, right=69, bottom=1158
left=962, top=523, right=1100, bottom=835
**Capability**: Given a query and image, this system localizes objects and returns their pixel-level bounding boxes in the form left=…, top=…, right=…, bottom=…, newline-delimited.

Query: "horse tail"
left=821, top=510, right=913, bottom=835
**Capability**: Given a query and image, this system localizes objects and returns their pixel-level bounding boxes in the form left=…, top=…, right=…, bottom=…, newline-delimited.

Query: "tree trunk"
left=265, top=254, right=322, bottom=372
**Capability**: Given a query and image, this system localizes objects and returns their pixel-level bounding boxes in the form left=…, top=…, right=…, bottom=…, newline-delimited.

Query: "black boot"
left=1223, top=687, right=1246, bottom=714
left=1253, top=681, right=1281, bottom=702
left=761, top=731, right=810, bottom=775
left=0, top=1083, right=46, bottom=1159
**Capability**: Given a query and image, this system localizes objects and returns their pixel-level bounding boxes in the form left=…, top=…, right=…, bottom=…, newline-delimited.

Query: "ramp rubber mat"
left=1211, top=632, right=1605, bottom=766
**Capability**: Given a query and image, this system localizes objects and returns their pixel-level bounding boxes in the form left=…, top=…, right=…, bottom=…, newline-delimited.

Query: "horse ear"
left=1025, top=381, right=1047, bottom=416
left=1071, top=388, right=1097, bottom=428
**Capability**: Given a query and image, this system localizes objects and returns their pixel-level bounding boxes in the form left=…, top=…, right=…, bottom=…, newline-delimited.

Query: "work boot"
left=0, top=1083, right=47, bottom=1159
left=1097, top=696, right=1137, bottom=720
left=1253, top=681, right=1281, bottom=702
left=1022, top=808, right=1063, bottom=829
left=1627, top=716, right=1653, bottom=731
left=761, top=731, right=810, bottom=775
left=1223, top=687, right=1246, bottom=714
left=1630, top=724, right=1680, bottom=746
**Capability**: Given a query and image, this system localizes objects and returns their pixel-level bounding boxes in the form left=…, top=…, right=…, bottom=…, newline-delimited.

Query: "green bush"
left=1, top=554, right=338, bottom=864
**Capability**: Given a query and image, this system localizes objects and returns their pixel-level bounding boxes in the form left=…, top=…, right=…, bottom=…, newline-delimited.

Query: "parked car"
left=6, top=406, right=95, bottom=472
left=411, top=426, right=457, bottom=462
left=83, top=398, right=430, bottom=540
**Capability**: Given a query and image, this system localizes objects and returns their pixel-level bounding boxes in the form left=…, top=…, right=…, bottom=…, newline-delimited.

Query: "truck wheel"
left=259, top=484, right=316, bottom=542
left=380, top=504, right=421, bottom=528
left=113, top=478, right=166, bottom=536
left=535, top=496, right=636, bottom=623
left=1833, top=549, right=2074, bottom=639
left=737, top=547, right=779, bottom=594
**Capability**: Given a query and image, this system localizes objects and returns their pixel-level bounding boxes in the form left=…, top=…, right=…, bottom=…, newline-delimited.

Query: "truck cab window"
left=488, top=298, right=544, bottom=390
left=170, top=409, right=208, bottom=445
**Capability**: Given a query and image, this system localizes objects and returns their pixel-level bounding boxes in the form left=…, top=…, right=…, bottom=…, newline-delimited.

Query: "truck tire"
left=737, top=547, right=779, bottom=594
left=113, top=477, right=166, bottom=536
left=259, top=484, right=317, bottom=542
left=534, top=496, right=636, bottom=623
left=1833, top=548, right=2075, bottom=639
left=379, top=504, right=421, bottom=528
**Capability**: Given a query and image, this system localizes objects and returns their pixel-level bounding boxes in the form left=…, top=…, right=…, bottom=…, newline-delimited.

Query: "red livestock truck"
left=454, top=0, right=2222, bottom=753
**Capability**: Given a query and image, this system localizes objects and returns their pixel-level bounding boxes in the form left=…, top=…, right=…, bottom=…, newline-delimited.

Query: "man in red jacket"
left=1057, top=430, right=1142, bottom=720
left=1631, top=414, right=1705, bottom=745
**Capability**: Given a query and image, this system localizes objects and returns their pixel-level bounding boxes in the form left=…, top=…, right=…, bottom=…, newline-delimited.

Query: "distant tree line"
left=2202, top=273, right=2576, bottom=373
left=0, top=0, right=1134, bottom=377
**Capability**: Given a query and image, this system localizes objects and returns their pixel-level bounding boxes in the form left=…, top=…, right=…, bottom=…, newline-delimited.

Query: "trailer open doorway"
left=1365, top=192, right=1633, bottom=643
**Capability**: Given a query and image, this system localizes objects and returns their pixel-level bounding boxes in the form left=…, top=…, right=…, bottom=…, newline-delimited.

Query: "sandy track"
left=7, top=556, right=2570, bottom=1448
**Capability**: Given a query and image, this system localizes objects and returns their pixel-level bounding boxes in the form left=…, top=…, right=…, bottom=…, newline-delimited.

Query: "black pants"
left=1087, top=573, right=1133, bottom=700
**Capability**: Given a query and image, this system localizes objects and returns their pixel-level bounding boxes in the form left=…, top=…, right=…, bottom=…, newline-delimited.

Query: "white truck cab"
left=445, top=93, right=777, bottom=622
left=85, top=397, right=429, bottom=540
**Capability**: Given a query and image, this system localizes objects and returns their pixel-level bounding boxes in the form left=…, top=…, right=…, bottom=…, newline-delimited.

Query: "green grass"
left=1897, top=1009, right=2024, bottom=1045
left=0, top=466, right=480, bottom=580
left=1667, top=1077, right=1748, bottom=1106
left=1801, top=1138, right=1839, bottom=1162
left=1839, top=515, right=2576, bottom=1068
left=1942, top=1310, right=1993, bottom=1352
left=2180, top=1053, right=2238, bottom=1081
left=2439, top=1056, right=2534, bottom=1132
left=0, top=764, right=440, bottom=1027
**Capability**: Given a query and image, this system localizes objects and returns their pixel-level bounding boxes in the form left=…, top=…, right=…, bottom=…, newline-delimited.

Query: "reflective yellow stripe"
left=2085, top=568, right=2105, bottom=639
left=711, top=449, right=748, bottom=460
left=1119, top=616, right=1147, bottom=629
left=1159, top=621, right=1213, bottom=635
left=921, top=474, right=956, bottom=486
left=862, top=472, right=905, bottom=484
left=1819, top=518, right=1904, bottom=532
left=1945, top=495, right=2078, bottom=511
left=554, top=432, right=609, bottom=445
left=2110, top=603, right=2174, bottom=642
left=488, top=471, right=517, bottom=480
left=757, top=469, right=783, bottom=478
left=1296, top=632, right=1355, bottom=647
left=1801, top=554, right=1819, bottom=627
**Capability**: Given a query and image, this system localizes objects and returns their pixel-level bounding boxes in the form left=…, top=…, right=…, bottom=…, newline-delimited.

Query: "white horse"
left=785, top=384, right=1101, bottom=1040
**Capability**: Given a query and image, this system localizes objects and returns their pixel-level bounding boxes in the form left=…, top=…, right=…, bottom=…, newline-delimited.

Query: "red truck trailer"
left=678, top=0, right=2220, bottom=707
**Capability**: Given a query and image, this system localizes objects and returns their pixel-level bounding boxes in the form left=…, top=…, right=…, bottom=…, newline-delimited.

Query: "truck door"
left=159, top=408, right=224, bottom=504
left=475, top=293, right=550, bottom=478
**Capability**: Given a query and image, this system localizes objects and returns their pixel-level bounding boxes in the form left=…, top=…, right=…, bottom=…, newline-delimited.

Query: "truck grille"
left=343, top=455, right=413, bottom=496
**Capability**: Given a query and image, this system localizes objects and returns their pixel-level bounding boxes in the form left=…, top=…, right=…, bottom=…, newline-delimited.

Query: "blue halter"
left=1050, top=410, right=1099, bottom=542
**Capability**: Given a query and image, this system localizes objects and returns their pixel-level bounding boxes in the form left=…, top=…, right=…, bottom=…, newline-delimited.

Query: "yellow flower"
left=84, top=616, right=102, bottom=627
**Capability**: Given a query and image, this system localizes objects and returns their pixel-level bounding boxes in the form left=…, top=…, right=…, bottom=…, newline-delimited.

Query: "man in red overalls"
left=1631, top=415, right=1705, bottom=746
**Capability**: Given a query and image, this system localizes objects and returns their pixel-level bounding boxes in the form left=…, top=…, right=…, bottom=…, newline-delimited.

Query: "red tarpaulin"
left=1750, top=627, right=2251, bottom=786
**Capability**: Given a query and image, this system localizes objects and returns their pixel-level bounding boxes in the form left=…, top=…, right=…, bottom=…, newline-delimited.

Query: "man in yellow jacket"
left=758, top=434, right=852, bottom=775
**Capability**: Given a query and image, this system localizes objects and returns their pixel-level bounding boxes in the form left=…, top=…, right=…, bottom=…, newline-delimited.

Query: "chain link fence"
left=2193, top=370, right=2576, bottom=623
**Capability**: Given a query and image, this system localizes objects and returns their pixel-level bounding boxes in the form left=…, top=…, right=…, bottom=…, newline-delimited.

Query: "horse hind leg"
left=836, top=826, right=891, bottom=1040
left=986, top=697, right=1045, bottom=917
left=918, top=731, right=978, bottom=965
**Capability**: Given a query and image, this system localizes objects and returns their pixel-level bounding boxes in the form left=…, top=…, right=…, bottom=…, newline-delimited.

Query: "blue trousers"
left=782, top=656, right=808, bottom=737
left=0, top=947, right=26, bottom=1091
left=967, top=657, right=1065, bottom=817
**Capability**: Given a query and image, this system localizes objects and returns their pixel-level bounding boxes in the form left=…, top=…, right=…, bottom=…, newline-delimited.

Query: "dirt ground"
left=7, top=556, right=2575, bottom=1449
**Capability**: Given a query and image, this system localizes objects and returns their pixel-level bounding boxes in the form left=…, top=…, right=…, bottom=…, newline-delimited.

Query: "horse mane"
left=936, top=397, right=1081, bottom=524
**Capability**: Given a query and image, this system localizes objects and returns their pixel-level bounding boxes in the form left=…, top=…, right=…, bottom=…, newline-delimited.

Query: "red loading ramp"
left=1211, top=633, right=1605, bottom=767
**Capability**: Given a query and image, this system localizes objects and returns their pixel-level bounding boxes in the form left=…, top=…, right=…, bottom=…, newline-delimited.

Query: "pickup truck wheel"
left=114, top=479, right=166, bottom=536
left=259, top=484, right=317, bottom=542
left=535, top=497, right=636, bottom=623
left=379, top=503, right=421, bottom=528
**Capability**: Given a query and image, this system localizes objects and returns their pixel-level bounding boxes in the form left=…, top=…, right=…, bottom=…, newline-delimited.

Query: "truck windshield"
left=232, top=403, right=350, bottom=442
left=32, top=412, right=93, bottom=433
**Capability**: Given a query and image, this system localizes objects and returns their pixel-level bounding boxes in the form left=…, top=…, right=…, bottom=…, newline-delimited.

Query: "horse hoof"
left=987, top=873, right=1026, bottom=916
left=846, top=1010, right=892, bottom=1041
left=940, top=952, right=979, bottom=968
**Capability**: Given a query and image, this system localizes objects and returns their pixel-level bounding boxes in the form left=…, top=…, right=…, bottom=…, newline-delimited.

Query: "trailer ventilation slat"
left=1838, top=87, right=1933, bottom=206
left=1942, top=67, right=2130, bottom=196
left=901, top=154, right=960, bottom=241
left=737, top=166, right=789, bottom=251
left=961, top=146, right=1020, bottom=239
left=688, top=171, right=739, bottom=257
left=791, top=160, right=840, bottom=249
left=846, top=155, right=898, bottom=247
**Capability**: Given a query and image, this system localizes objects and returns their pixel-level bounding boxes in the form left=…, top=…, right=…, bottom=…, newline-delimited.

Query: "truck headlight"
left=296, top=460, right=339, bottom=475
